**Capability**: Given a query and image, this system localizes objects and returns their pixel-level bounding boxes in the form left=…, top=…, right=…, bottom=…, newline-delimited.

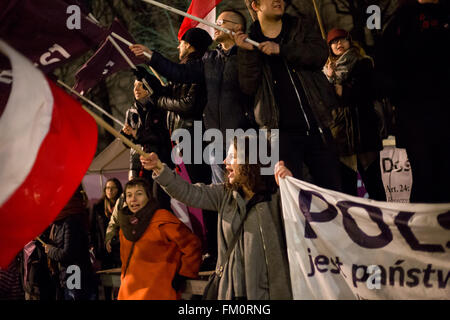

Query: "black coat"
left=328, top=51, right=382, bottom=156
left=90, top=201, right=121, bottom=269
left=154, top=51, right=207, bottom=134
left=121, top=97, right=172, bottom=169
left=47, top=214, right=93, bottom=290
left=238, top=14, right=338, bottom=136
left=149, top=46, right=253, bottom=140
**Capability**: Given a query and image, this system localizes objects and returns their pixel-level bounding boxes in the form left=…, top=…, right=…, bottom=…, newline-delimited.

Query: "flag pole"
left=35, top=237, right=47, bottom=246
left=111, top=32, right=166, bottom=87
left=57, top=81, right=147, bottom=156
left=108, top=36, right=138, bottom=70
left=141, top=0, right=260, bottom=47
left=311, top=0, right=326, bottom=39
left=107, top=36, right=154, bottom=94
left=57, top=80, right=124, bottom=127
left=81, top=104, right=147, bottom=157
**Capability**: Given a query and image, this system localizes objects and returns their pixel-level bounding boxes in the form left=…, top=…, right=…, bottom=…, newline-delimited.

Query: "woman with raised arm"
left=140, top=136, right=293, bottom=300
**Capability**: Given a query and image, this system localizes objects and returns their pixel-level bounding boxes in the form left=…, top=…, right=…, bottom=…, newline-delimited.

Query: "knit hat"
left=326, top=28, right=351, bottom=45
left=181, top=28, right=213, bottom=55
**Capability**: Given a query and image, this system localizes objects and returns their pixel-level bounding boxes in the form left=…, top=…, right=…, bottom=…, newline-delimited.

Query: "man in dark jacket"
left=143, top=28, right=213, bottom=185
left=234, top=0, right=342, bottom=191
left=143, top=28, right=211, bottom=140
left=129, top=9, right=253, bottom=184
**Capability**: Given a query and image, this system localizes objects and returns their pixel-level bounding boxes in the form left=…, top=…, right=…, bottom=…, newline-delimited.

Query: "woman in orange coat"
left=117, top=178, right=202, bottom=300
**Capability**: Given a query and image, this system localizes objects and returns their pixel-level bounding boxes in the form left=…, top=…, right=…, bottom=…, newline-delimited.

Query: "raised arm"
left=129, top=44, right=204, bottom=84
left=140, top=153, right=225, bottom=211
left=274, top=160, right=293, bottom=186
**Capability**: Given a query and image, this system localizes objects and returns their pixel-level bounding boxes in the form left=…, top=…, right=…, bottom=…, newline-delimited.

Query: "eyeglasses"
left=330, top=37, right=349, bottom=45
left=216, top=19, right=240, bottom=26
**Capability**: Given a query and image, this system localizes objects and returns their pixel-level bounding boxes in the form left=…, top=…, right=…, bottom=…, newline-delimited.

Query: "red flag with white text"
left=0, top=40, right=98, bottom=268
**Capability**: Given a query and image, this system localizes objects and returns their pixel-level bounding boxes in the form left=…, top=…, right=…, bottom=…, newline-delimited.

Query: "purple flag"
left=0, top=0, right=106, bottom=74
left=73, top=18, right=144, bottom=94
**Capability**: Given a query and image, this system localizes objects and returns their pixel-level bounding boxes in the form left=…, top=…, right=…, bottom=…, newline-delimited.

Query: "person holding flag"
left=234, top=0, right=342, bottom=192
left=120, top=76, right=173, bottom=210
left=135, top=27, right=217, bottom=270
left=129, top=9, right=253, bottom=185
left=140, top=137, right=293, bottom=300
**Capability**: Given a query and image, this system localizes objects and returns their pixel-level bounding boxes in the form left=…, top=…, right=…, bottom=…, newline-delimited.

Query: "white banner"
left=279, top=177, right=450, bottom=300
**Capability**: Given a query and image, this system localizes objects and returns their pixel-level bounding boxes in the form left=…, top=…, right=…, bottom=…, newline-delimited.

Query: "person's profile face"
left=224, top=145, right=243, bottom=185
left=133, top=80, right=149, bottom=100
left=177, top=40, right=191, bottom=60
left=214, top=12, right=241, bottom=43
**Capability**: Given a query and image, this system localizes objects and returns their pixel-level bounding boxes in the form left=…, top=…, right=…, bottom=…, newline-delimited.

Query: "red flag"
left=0, top=40, right=98, bottom=268
left=73, top=18, right=144, bottom=94
left=178, top=0, right=223, bottom=40
left=0, top=0, right=106, bottom=74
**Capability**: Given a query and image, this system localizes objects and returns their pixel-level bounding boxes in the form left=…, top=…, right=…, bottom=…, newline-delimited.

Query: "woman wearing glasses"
left=90, top=178, right=123, bottom=272
left=324, top=29, right=385, bottom=201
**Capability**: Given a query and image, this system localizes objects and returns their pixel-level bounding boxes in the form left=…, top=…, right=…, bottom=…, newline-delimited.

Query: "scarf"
left=103, top=198, right=115, bottom=219
left=117, top=200, right=159, bottom=242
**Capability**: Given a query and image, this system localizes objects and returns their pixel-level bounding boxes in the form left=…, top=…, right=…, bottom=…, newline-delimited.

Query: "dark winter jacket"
left=238, top=14, right=338, bottom=137
left=327, top=48, right=382, bottom=156
left=47, top=214, right=93, bottom=290
left=20, top=229, right=55, bottom=300
left=149, top=46, right=253, bottom=140
left=90, top=200, right=121, bottom=269
left=121, top=96, right=172, bottom=169
left=154, top=51, right=207, bottom=134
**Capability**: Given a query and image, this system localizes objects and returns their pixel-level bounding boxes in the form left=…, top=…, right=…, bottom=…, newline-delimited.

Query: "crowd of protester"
left=1, top=0, right=448, bottom=301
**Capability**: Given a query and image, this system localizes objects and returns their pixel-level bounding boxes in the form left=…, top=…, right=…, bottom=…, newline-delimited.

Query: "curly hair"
left=224, top=136, right=276, bottom=194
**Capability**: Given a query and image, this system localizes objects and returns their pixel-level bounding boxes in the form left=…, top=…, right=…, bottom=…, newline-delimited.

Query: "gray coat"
left=153, top=164, right=292, bottom=300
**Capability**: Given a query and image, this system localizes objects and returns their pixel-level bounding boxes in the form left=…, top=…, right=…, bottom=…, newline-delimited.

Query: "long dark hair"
left=102, top=178, right=123, bottom=203
left=224, top=135, right=276, bottom=195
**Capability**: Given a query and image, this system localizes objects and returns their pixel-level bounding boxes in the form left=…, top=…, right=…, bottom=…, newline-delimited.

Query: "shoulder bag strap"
left=216, top=207, right=250, bottom=277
